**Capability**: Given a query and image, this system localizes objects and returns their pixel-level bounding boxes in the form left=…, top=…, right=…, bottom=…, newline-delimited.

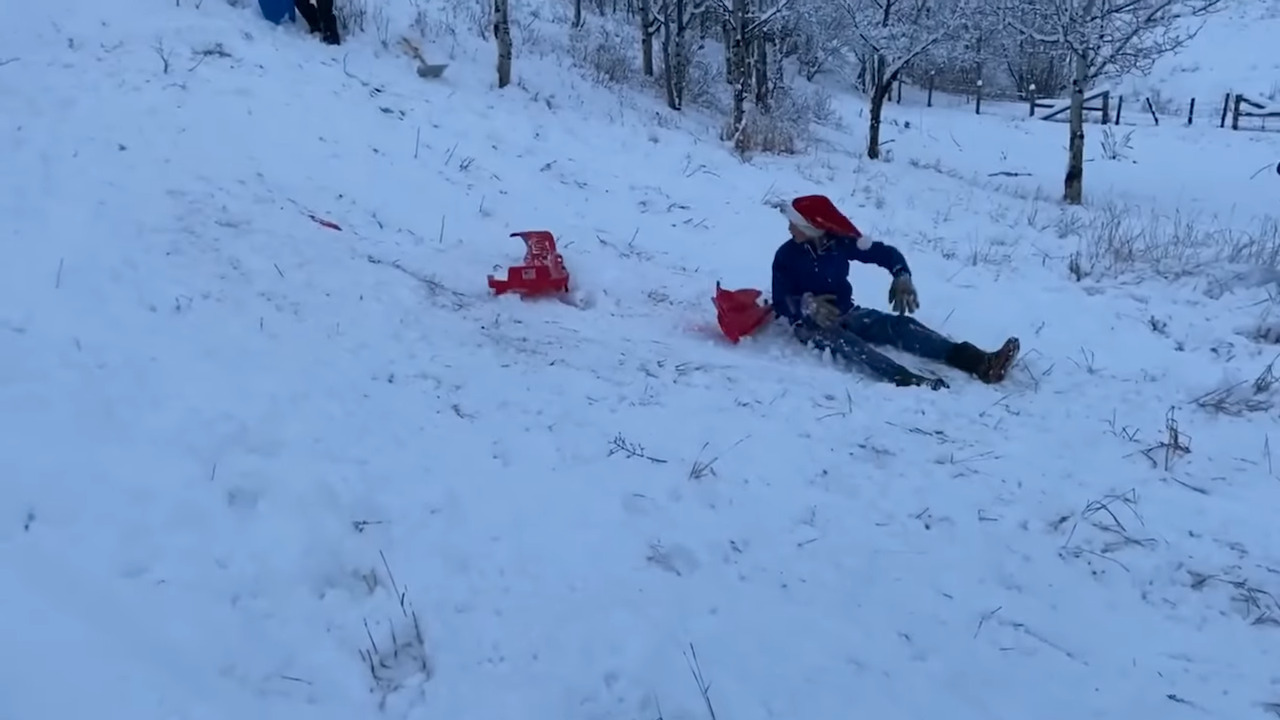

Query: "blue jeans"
left=795, top=307, right=956, bottom=383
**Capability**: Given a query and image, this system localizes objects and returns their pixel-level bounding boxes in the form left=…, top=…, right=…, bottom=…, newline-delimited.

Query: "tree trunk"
left=771, top=34, right=786, bottom=97
left=728, top=0, right=749, bottom=141
left=867, top=81, right=891, bottom=159
left=973, top=31, right=985, bottom=102
left=661, top=1, right=677, bottom=107
left=753, top=30, right=769, bottom=110
left=1063, top=49, right=1088, bottom=204
left=722, top=20, right=733, bottom=79
left=493, top=0, right=512, bottom=88
left=1062, top=0, right=1096, bottom=204
left=671, top=0, right=690, bottom=108
left=573, top=0, right=583, bottom=27
left=640, top=0, right=655, bottom=76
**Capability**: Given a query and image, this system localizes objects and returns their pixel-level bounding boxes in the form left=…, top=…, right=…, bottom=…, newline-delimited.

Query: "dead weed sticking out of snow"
left=359, top=551, right=433, bottom=709
left=1192, top=354, right=1280, bottom=416
left=1063, top=203, right=1280, bottom=281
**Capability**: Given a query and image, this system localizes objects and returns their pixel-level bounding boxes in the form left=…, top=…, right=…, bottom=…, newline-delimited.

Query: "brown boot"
left=945, top=338, right=1020, bottom=384
left=979, top=337, right=1020, bottom=384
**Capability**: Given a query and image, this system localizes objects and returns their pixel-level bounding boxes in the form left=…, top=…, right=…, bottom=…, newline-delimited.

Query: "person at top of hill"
left=771, top=194, right=1020, bottom=389
left=294, top=0, right=341, bottom=44
left=257, top=0, right=341, bottom=44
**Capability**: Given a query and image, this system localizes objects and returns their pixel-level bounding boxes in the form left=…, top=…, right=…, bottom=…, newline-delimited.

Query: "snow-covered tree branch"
left=773, top=1, right=857, bottom=81
left=840, top=0, right=972, bottom=159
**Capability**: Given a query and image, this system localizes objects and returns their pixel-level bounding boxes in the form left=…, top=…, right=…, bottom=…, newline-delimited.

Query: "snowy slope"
left=2, top=1, right=1280, bottom=719
left=1123, top=0, right=1280, bottom=105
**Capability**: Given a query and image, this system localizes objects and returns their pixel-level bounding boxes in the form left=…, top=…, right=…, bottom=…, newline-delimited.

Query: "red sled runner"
left=713, top=282, right=773, bottom=343
left=488, top=231, right=571, bottom=298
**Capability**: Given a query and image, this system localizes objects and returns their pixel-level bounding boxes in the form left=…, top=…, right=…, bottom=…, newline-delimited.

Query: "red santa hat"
left=779, top=195, right=870, bottom=249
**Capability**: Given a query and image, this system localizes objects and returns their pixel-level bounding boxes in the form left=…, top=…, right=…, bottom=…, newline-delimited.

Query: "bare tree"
left=1003, top=0, right=1228, bottom=204
left=752, top=0, right=772, bottom=110
left=728, top=0, right=752, bottom=137
left=712, top=0, right=790, bottom=147
left=640, top=0, right=658, bottom=75
left=658, top=0, right=706, bottom=109
left=841, top=0, right=970, bottom=159
left=493, top=0, right=512, bottom=88
left=773, top=0, right=856, bottom=81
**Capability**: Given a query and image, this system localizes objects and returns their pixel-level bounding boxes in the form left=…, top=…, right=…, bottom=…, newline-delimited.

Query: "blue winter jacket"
left=259, top=0, right=297, bottom=24
left=771, top=234, right=910, bottom=324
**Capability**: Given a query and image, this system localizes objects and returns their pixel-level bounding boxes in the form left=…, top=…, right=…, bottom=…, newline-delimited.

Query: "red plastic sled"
left=488, top=230, right=571, bottom=298
left=714, top=282, right=773, bottom=343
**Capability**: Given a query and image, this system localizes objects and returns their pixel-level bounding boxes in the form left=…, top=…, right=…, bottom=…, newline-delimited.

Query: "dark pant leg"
left=841, top=307, right=955, bottom=362
left=294, top=0, right=321, bottom=32
left=315, top=0, right=341, bottom=44
left=795, top=324, right=921, bottom=384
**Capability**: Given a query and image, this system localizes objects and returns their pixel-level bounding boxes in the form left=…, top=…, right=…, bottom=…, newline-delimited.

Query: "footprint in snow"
left=646, top=541, right=699, bottom=577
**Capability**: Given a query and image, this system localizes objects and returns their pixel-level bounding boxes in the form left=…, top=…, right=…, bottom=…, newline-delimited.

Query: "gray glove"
left=889, top=274, right=919, bottom=315
left=801, top=292, right=842, bottom=328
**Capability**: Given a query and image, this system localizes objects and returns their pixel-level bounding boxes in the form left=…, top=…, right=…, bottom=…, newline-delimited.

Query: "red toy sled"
left=488, top=230, right=571, bottom=297
left=713, top=282, right=773, bottom=343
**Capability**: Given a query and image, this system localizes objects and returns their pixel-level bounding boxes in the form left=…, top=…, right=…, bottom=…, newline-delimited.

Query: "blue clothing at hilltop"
left=258, top=0, right=296, bottom=24
left=771, top=234, right=910, bottom=325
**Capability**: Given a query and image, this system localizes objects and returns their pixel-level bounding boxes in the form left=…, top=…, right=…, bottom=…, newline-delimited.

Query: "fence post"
left=1115, top=95, right=1124, bottom=124
left=1232, top=94, right=1243, bottom=130
left=1101, top=92, right=1111, bottom=124
left=1144, top=97, right=1159, bottom=125
left=896, top=78, right=903, bottom=103
left=975, top=79, right=983, bottom=115
left=1220, top=92, right=1231, bottom=128
left=926, top=73, right=935, bottom=107
left=1028, top=83, right=1037, bottom=116
left=1186, top=97, right=1195, bottom=125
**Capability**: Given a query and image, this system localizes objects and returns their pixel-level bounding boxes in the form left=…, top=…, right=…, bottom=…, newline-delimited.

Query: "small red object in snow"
left=714, top=282, right=773, bottom=343
left=488, top=231, right=571, bottom=297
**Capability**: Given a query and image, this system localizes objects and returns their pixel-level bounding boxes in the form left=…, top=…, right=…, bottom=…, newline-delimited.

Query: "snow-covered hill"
left=2, top=1, right=1278, bottom=719
left=1124, top=0, right=1280, bottom=105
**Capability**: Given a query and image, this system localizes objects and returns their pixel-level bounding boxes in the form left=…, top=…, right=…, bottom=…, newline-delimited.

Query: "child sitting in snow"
left=771, top=194, right=1020, bottom=389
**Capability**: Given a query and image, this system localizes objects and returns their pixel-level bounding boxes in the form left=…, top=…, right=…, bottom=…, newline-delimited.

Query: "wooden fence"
left=898, top=76, right=1280, bottom=132
left=1228, top=94, right=1280, bottom=130
left=1023, top=90, right=1280, bottom=131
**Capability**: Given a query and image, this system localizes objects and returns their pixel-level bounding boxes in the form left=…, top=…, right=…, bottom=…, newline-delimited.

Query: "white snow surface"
left=1128, top=1, right=1280, bottom=105
left=3, top=1, right=1280, bottom=719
